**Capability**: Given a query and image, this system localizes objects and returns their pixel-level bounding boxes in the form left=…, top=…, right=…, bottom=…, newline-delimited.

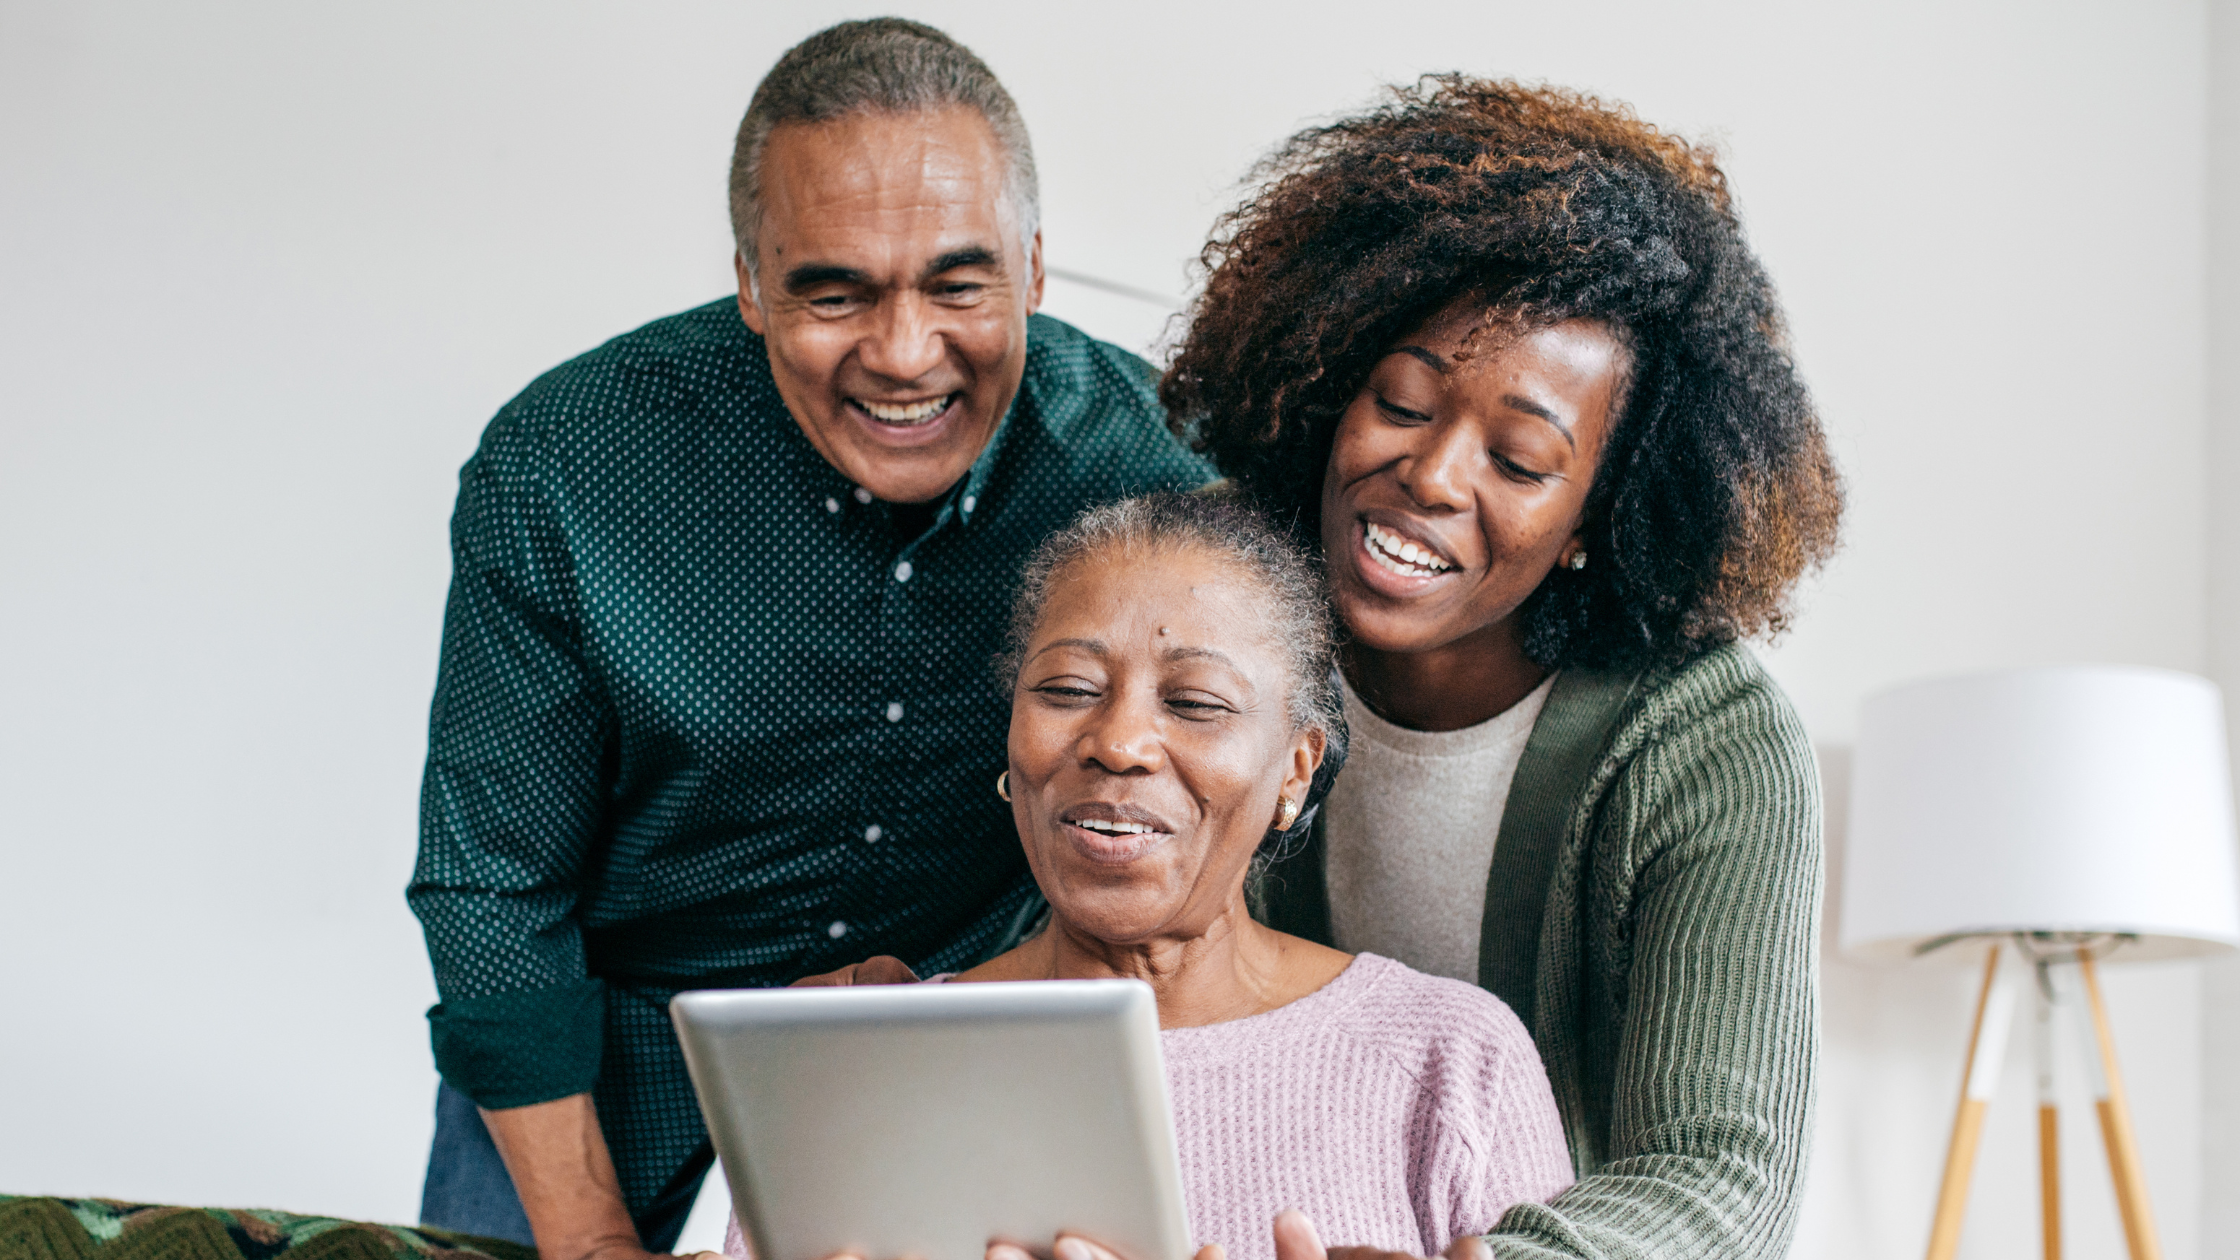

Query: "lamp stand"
left=1921, top=938, right=2161, bottom=1260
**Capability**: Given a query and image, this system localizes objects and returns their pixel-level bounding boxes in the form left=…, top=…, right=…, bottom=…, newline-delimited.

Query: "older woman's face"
left=1320, top=307, right=1624, bottom=659
left=1008, top=546, right=1320, bottom=944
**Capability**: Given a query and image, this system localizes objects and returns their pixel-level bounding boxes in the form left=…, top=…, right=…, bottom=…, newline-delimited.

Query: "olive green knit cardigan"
left=1258, top=644, right=1822, bottom=1260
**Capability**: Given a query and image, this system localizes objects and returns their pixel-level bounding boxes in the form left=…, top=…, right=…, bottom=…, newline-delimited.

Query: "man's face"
left=738, top=106, right=1043, bottom=505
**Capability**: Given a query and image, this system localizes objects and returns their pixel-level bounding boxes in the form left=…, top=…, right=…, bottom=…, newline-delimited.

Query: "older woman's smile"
left=1059, top=802, right=1177, bottom=863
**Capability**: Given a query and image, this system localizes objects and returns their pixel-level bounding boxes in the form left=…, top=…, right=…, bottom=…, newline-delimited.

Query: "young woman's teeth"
left=1077, top=818, right=1153, bottom=836
left=1365, top=522, right=1453, bottom=576
left=858, top=395, right=953, bottom=425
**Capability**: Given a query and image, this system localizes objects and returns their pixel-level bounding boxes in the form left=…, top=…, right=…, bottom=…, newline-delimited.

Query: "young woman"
left=1159, top=78, right=1844, bottom=1260
left=730, top=494, right=1573, bottom=1260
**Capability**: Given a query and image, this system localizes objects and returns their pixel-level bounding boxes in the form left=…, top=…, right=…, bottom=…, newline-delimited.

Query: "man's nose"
left=856, top=292, right=946, bottom=384
left=1397, top=421, right=1477, bottom=511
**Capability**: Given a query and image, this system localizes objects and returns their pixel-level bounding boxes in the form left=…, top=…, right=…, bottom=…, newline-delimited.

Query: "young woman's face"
left=1006, top=545, right=1320, bottom=945
left=1320, top=306, right=1626, bottom=659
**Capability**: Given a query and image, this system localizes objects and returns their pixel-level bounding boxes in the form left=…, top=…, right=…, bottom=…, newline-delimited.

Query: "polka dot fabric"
left=407, top=298, right=1210, bottom=1210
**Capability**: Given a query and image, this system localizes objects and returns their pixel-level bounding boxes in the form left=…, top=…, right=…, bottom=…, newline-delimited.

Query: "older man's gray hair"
left=729, top=18, right=1040, bottom=281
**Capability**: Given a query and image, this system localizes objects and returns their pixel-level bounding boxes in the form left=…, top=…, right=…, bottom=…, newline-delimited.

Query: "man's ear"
left=1024, top=230, right=1045, bottom=316
left=734, top=250, right=767, bottom=336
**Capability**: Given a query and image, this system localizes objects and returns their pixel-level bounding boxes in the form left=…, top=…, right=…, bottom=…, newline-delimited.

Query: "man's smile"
left=851, top=393, right=958, bottom=426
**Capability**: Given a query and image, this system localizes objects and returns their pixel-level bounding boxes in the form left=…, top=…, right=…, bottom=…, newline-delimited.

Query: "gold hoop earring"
left=1274, top=797, right=1300, bottom=831
left=996, top=771, right=1011, bottom=802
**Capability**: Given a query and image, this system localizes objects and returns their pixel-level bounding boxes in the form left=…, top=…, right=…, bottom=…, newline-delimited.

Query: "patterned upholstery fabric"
left=0, top=1198, right=534, bottom=1260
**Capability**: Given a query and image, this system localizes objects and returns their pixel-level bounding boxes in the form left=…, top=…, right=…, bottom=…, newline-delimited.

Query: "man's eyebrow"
left=781, top=263, right=869, bottom=293
left=922, top=246, right=1000, bottom=282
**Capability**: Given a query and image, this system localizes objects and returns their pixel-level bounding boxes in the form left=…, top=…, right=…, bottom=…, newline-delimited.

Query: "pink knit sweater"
left=723, top=954, right=1572, bottom=1260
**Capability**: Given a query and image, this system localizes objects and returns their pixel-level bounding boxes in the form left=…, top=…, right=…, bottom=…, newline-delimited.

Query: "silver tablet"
left=671, top=979, right=1192, bottom=1260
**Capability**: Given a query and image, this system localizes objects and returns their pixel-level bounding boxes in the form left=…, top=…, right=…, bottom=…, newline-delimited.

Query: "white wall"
left=2205, top=1, right=2240, bottom=1255
left=0, top=2, right=2225, bottom=1256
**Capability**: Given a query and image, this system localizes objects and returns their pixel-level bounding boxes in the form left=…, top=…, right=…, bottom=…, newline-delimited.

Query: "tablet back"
left=671, top=980, right=1191, bottom=1260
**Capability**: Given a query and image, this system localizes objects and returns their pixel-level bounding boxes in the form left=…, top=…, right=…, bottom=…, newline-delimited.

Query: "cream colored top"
left=1322, top=673, right=1556, bottom=983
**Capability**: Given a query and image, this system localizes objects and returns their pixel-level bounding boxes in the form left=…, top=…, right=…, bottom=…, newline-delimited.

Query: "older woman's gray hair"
left=1000, top=492, right=1348, bottom=853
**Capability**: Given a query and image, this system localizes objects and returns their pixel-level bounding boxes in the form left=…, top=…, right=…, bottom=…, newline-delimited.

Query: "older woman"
left=1158, top=80, right=1844, bottom=1260
left=728, top=493, right=1573, bottom=1260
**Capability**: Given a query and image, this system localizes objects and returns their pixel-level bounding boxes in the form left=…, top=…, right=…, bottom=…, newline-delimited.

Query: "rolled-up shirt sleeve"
left=408, top=403, right=615, bottom=1110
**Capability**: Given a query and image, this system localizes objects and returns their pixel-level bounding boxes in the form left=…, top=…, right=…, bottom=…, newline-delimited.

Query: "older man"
left=406, top=19, right=1208, bottom=1258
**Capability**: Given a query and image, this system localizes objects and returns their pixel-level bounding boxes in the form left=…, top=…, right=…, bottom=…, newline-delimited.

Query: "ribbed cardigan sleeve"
left=1487, top=647, right=1822, bottom=1260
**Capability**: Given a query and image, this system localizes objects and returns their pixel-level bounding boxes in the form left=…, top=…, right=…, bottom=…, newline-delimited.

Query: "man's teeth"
left=858, top=395, right=954, bottom=424
left=1364, top=522, right=1453, bottom=575
left=1076, top=818, right=1154, bottom=836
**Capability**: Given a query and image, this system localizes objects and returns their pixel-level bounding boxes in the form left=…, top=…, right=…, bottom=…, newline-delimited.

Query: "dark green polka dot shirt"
left=407, top=298, right=1210, bottom=1205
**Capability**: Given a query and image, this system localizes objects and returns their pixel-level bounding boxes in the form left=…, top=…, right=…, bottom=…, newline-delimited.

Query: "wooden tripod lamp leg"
left=2077, top=952, right=2162, bottom=1260
left=2033, top=964, right=2060, bottom=1260
left=1926, top=945, right=2019, bottom=1260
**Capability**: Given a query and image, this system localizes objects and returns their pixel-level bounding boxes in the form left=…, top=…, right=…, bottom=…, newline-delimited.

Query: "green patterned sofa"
left=0, top=1198, right=535, bottom=1260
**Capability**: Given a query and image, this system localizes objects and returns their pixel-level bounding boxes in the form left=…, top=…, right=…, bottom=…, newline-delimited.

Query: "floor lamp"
left=1839, top=666, right=2240, bottom=1260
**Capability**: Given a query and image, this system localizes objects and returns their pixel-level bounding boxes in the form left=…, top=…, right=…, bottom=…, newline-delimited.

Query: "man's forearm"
left=481, top=1093, right=647, bottom=1260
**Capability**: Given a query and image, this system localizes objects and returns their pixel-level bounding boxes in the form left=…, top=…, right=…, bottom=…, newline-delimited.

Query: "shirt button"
left=854, top=487, right=874, bottom=505
left=962, top=495, right=977, bottom=513
left=827, top=920, right=849, bottom=939
left=894, top=561, right=913, bottom=583
left=824, top=496, right=841, bottom=514
left=885, top=701, right=905, bottom=723
left=863, top=824, right=883, bottom=843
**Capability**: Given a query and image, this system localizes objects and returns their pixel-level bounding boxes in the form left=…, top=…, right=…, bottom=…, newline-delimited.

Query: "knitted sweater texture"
left=1258, top=644, right=1823, bottom=1260
left=1161, top=954, right=1572, bottom=1260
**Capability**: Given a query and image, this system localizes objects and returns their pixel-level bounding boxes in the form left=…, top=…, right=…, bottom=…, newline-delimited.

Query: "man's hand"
left=1274, top=1210, right=1491, bottom=1260
left=789, top=956, right=920, bottom=986
left=481, top=1093, right=721, bottom=1260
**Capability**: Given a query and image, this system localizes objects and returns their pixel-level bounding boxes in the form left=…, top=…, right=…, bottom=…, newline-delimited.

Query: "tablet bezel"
left=671, top=979, right=1193, bottom=1260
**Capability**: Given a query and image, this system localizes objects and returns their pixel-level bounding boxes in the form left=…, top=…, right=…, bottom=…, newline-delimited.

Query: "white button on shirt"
left=863, top=824, right=883, bottom=843
left=827, top=921, right=848, bottom=939
left=854, top=487, right=874, bottom=505
left=894, top=561, right=913, bottom=583
left=886, top=702, right=905, bottom=723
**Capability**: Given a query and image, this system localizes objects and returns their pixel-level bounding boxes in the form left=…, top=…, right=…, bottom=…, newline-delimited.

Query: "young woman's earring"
left=996, top=771, right=1011, bottom=802
left=1274, top=797, right=1301, bottom=831
left=1567, top=549, right=1588, bottom=570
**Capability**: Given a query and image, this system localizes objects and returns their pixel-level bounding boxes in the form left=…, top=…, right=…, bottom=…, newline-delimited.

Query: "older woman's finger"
left=1270, top=1210, right=1327, bottom=1260
left=1051, top=1234, right=1128, bottom=1260
left=1191, top=1246, right=1226, bottom=1260
left=788, top=956, right=919, bottom=987
left=985, top=1243, right=1038, bottom=1260
left=1440, top=1238, right=1490, bottom=1260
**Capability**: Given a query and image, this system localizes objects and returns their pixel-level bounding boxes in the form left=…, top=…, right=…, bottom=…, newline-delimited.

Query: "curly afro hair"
left=1160, top=76, right=1843, bottom=669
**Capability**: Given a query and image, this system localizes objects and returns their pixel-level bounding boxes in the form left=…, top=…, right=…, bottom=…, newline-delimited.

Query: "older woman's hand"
left=985, top=1236, right=1226, bottom=1260
left=788, top=955, right=920, bottom=986
left=979, top=1212, right=1489, bottom=1260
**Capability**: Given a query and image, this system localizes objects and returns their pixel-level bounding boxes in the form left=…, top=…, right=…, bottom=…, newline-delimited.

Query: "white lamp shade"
left=1840, top=665, right=2240, bottom=962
